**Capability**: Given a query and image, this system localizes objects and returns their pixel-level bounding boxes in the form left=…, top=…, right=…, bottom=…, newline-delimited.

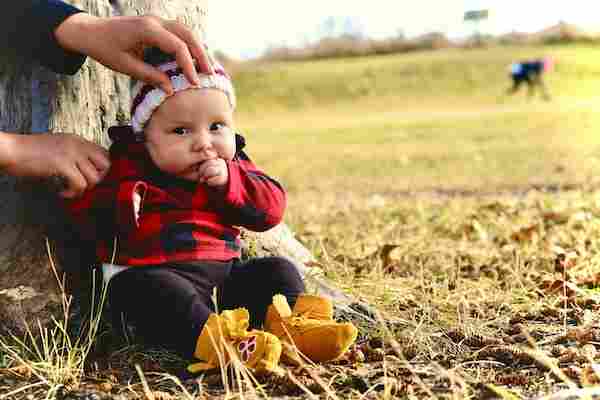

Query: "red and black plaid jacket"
left=64, top=126, right=286, bottom=266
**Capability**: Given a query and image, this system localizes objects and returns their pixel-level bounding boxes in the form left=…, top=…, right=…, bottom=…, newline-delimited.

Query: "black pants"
left=509, top=72, right=548, bottom=98
left=108, top=256, right=305, bottom=357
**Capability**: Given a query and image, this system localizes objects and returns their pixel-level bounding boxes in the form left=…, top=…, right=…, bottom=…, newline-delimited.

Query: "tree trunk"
left=0, top=0, right=132, bottom=336
left=0, top=0, right=371, bottom=338
left=0, top=0, right=210, bottom=336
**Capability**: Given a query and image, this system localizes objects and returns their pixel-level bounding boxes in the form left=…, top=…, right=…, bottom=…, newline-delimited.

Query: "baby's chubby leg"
left=219, top=257, right=306, bottom=328
left=108, top=262, right=231, bottom=356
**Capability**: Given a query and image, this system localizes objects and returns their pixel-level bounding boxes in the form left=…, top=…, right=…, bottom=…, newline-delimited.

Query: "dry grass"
left=3, top=44, right=600, bottom=399
left=5, top=187, right=600, bottom=399
left=289, top=187, right=600, bottom=398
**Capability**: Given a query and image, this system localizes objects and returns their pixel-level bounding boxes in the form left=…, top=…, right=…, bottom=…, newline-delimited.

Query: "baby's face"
left=144, top=89, right=235, bottom=181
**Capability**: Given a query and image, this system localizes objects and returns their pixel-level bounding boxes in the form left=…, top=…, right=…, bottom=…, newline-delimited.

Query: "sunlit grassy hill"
left=231, top=45, right=600, bottom=206
left=234, top=44, right=600, bottom=114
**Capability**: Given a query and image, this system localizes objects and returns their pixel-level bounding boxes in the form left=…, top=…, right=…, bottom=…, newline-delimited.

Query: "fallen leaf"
left=511, top=225, right=539, bottom=242
left=542, top=212, right=570, bottom=225
left=583, top=364, right=600, bottom=385
left=554, top=252, right=578, bottom=272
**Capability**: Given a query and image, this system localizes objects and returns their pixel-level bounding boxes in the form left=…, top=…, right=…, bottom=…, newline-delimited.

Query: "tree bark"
left=0, top=0, right=370, bottom=338
left=0, top=0, right=131, bottom=336
left=0, top=0, right=209, bottom=336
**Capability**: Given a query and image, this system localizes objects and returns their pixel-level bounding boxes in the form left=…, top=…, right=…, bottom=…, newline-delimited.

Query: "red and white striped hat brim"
left=130, top=59, right=235, bottom=133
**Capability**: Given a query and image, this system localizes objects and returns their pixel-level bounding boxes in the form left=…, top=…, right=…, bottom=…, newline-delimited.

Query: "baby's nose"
left=192, top=132, right=212, bottom=151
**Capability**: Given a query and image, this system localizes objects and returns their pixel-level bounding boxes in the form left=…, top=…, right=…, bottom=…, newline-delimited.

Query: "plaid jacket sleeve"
left=213, top=151, right=286, bottom=232
left=63, top=179, right=117, bottom=242
left=64, top=149, right=151, bottom=241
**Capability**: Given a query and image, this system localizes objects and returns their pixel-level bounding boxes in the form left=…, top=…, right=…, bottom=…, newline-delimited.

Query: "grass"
left=0, top=241, right=107, bottom=399
left=235, top=44, right=600, bottom=112
left=235, top=44, right=600, bottom=200
left=241, top=105, right=600, bottom=198
left=4, top=43, right=600, bottom=398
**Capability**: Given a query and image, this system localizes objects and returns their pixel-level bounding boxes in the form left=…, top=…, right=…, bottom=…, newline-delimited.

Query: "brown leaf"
left=582, top=364, right=600, bottom=385
left=539, top=278, right=578, bottom=297
left=561, top=366, right=582, bottom=380
left=510, top=225, right=539, bottom=242
left=576, top=273, right=600, bottom=287
left=99, top=382, right=113, bottom=392
left=495, top=373, right=529, bottom=386
left=4, top=364, right=32, bottom=378
left=542, top=212, right=570, bottom=225
left=380, top=244, right=402, bottom=273
left=554, top=253, right=577, bottom=273
left=566, top=327, right=596, bottom=344
left=558, top=348, right=580, bottom=363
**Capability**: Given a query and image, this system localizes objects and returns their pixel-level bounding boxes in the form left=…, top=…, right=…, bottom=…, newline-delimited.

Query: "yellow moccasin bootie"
left=265, top=294, right=358, bottom=363
left=188, top=308, right=282, bottom=375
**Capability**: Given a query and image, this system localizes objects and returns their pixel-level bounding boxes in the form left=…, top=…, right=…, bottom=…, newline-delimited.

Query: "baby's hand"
left=197, top=158, right=229, bottom=187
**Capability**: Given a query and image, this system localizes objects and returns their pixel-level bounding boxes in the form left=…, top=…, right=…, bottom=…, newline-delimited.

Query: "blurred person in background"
left=64, top=47, right=357, bottom=375
left=506, top=56, right=554, bottom=101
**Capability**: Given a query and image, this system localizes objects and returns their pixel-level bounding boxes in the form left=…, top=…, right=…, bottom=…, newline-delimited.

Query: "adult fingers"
left=172, top=44, right=200, bottom=86
left=58, top=166, right=87, bottom=199
left=141, top=19, right=200, bottom=86
left=162, top=20, right=213, bottom=75
left=87, top=147, right=111, bottom=177
left=77, top=158, right=103, bottom=189
left=115, top=52, right=173, bottom=94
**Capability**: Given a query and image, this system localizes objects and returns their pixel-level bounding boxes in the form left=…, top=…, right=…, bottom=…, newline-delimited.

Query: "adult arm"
left=62, top=163, right=123, bottom=241
left=0, top=132, right=109, bottom=198
left=2, top=1, right=86, bottom=74
left=55, top=13, right=212, bottom=93
left=0, top=2, right=211, bottom=196
left=4, top=2, right=211, bottom=91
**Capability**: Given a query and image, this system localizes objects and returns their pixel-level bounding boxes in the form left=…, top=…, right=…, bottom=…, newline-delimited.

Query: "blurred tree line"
left=256, top=20, right=599, bottom=62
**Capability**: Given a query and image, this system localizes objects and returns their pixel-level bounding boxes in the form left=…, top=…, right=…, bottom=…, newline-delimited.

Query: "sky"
left=206, top=1, right=600, bottom=59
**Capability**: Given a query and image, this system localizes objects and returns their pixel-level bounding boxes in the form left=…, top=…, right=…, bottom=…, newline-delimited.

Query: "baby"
left=65, top=47, right=356, bottom=374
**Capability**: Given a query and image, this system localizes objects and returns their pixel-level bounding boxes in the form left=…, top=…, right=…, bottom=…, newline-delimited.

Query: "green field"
left=235, top=45, right=600, bottom=205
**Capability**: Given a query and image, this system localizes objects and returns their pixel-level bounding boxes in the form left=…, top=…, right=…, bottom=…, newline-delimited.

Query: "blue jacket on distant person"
left=510, top=60, right=545, bottom=79
left=507, top=57, right=553, bottom=100
left=2, top=1, right=87, bottom=74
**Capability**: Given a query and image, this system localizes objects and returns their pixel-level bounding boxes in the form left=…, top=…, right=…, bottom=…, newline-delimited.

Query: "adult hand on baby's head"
left=54, top=13, right=213, bottom=94
left=197, top=158, right=229, bottom=188
left=0, top=133, right=110, bottom=198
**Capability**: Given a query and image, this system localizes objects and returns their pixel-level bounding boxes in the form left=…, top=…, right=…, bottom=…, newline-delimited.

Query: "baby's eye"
left=173, top=127, right=190, bottom=135
left=209, top=122, right=227, bottom=132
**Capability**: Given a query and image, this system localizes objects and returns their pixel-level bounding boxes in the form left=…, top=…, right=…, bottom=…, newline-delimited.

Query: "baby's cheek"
left=222, top=138, right=236, bottom=161
left=147, top=146, right=175, bottom=172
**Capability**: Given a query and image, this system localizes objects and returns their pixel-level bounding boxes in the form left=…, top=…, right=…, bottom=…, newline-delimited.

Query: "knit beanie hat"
left=130, top=47, right=236, bottom=134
